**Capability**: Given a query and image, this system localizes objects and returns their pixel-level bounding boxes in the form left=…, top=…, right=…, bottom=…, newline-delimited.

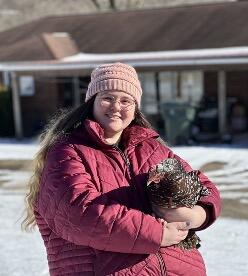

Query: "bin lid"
left=160, top=99, right=198, bottom=108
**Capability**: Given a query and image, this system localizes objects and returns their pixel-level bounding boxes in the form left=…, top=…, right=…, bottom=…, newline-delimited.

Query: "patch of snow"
left=62, top=47, right=248, bottom=62
left=240, top=199, right=248, bottom=204
left=0, top=143, right=38, bottom=160
left=220, top=191, right=248, bottom=199
left=0, top=170, right=31, bottom=186
left=172, top=146, right=248, bottom=170
left=205, top=177, right=247, bottom=185
left=0, top=192, right=48, bottom=276
left=218, top=183, right=248, bottom=191
left=172, top=146, right=248, bottom=187
left=198, top=218, right=248, bottom=276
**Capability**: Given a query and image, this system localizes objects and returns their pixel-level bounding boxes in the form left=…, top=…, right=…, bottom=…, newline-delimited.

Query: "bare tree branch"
left=109, top=0, right=117, bottom=10
left=126, top=0, right=145, bottom=9
left=91, top=0, right=101, bottom=10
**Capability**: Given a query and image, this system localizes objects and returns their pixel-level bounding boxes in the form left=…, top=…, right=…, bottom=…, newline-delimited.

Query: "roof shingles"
left=0, top=2, right=248, bottom=61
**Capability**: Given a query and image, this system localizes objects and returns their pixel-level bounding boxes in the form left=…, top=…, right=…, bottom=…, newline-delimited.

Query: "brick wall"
left=21, top=76, right=59, bottom=136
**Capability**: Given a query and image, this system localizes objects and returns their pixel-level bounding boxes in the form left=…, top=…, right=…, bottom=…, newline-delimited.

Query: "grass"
left=0, top=160, right=33, bottom=171
left=221, top=198, right=248, bottom=220
left=198, top=162, right=248, bottom=220
left=0, top=159, right=32, bottom=189
left=199, top=161, right=227, bottom=172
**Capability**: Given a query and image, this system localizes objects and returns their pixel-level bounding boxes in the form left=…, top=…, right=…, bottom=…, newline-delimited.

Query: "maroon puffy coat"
left=35, top=119, right=221, bottom=275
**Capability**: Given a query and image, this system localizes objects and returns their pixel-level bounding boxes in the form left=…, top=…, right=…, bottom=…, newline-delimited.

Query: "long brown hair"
left=22, top=97, right=156, bottom=231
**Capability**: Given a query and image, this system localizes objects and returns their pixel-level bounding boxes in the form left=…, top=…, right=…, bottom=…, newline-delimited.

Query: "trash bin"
left=160, top=100, right=198, bottom=145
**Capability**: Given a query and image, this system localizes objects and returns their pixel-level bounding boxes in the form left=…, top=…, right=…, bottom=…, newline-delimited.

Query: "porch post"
left=155, top=72, right=161, bottom=113
left=73, top=77, right=81, bottom=107
left=155, top=72, right=165, bottom=131
left=10, top=72, right=23, bottom=139
left=217, top=70, right=227, bottom=134
left=3, top=71, right=10, bottom=87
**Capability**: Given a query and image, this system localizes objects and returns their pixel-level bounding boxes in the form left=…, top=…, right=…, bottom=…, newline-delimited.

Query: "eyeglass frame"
left=97, top=93, right=136, bottom=111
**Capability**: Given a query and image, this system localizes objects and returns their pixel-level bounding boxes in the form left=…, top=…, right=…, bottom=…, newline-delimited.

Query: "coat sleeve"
left=166, top=149, right=222, bottom=230
left=37, top=142, right=163, bottom=254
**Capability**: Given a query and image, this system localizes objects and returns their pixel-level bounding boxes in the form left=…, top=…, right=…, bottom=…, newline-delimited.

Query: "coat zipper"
left=112, top=145, right=133, bottom=182
left=113, top=146, right=167, bottom=276
left=112, top=145, right=140, bottom=195
left=156, top=252, right=167, bottom=276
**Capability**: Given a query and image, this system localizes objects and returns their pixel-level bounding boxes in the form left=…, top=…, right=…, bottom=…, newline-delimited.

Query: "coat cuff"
left=132, top=216, right=163, bottom=254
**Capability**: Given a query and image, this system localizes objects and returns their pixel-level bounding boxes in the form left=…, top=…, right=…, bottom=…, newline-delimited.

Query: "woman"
left=22, top=62, right=221, bottom=276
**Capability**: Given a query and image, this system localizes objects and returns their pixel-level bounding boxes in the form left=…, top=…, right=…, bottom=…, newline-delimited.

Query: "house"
left=0, top=1, right=248, bottom=143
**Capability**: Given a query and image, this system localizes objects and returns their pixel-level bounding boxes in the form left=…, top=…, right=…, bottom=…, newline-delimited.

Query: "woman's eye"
left=121, top=100, right=132, bottom=104
left=103, top=96, right=113, bottom=101
left=122, top=100, right=132, bottom=105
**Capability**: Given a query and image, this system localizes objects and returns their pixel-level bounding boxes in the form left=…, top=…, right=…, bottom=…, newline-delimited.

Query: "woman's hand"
left=160, top=221, right=190, bottom=247
left=153, top=205, right=207, bottom=229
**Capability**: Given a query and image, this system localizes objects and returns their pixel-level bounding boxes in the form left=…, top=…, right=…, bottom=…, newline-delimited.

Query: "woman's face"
left=93, top=91, right=136, bottom=139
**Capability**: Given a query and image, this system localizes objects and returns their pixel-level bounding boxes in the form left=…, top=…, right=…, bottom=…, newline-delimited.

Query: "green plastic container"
left=160, top=100, right=198, bottom=145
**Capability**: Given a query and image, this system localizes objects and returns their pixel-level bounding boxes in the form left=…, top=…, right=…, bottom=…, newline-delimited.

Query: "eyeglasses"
left=98, top=95, right=136, bottom=111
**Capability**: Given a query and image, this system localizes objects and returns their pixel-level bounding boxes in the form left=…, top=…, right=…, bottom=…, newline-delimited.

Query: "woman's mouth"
left=106, top=114, right=121, bottom=120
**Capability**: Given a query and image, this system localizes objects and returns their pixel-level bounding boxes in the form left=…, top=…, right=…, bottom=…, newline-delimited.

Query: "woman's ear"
left=134, top=109, right=138, bottom=119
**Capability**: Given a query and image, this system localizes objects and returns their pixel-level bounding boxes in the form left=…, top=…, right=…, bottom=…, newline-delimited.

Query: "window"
left=139, top=72, right=157, bottom=114
left=180, top=71, right=203, bottom=103
left=19, top=76, right=35, bottom=97
left=159, top=71, right=203, bottom=103
left=159, top=72, right=178, bottom=102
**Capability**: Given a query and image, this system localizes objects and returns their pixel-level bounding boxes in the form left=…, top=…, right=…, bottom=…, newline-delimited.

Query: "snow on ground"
left=0, top=191, right=49, bottom=276
left=0, top=141, right=248, bottom=275
left=0, top=170, right=31, bottom=186
left=0, top=141, right=38, bottom=160
left=198, top=218, right=248, bottom=276
left=172, top=146, right=248, bottom=204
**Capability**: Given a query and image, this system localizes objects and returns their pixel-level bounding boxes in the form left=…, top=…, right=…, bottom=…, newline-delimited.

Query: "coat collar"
left=80, top=119, right=159, bottom=149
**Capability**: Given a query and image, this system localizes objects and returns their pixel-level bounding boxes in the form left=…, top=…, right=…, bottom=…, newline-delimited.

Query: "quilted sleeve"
left=167, top=149, right=222, bottom=230
left=37, top=142, right=163, bottom=254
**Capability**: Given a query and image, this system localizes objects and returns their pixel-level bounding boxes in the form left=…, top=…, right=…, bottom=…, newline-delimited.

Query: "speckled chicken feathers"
left=146, top=158, right=210, bottom=250
left=147, top=158, right=209, bottom=208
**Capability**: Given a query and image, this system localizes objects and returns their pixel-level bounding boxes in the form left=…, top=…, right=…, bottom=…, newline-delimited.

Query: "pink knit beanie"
left=85, top=62, right=142, bottom=107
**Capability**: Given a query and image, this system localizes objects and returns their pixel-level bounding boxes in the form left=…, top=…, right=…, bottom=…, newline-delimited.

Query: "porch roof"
left=2, top=47, right=248, bottom=74
left=1, top=1, right=248, bottom=62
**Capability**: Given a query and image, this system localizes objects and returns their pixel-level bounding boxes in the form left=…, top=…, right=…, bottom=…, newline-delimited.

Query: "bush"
left=0, top=90, right=14, bottom=136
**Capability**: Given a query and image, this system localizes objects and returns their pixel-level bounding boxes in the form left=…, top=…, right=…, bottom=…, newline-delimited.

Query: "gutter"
left=2, top=47, right=248, bottom=72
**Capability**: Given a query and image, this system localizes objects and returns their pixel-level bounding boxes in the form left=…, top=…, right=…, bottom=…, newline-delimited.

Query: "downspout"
left=217, top=71, right=227, bottom=135
left=10, top=72, right=23, bottom=139
left=73, top=76, right=81, bottom=107
left=155, top=72, right=164, bottom=132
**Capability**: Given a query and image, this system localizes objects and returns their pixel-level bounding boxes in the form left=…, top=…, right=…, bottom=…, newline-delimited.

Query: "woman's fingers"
left=175, top=221, right=191, bottom=230
left=177, top=229, right=189, bottom=239
left=175, top=221, right=190, bottom=239
left=161, top=221, right=190, bottom=247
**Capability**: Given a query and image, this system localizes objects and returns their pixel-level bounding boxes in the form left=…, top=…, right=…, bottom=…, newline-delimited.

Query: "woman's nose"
left=110, top=100, right=121, bottom=110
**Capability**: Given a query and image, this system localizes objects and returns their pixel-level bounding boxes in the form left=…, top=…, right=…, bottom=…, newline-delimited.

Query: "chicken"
left=146, top=158, right=210, bottom=249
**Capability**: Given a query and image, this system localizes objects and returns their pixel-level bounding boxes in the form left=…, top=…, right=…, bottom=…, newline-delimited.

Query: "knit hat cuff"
left=86, top=78, right=141, bottom=107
